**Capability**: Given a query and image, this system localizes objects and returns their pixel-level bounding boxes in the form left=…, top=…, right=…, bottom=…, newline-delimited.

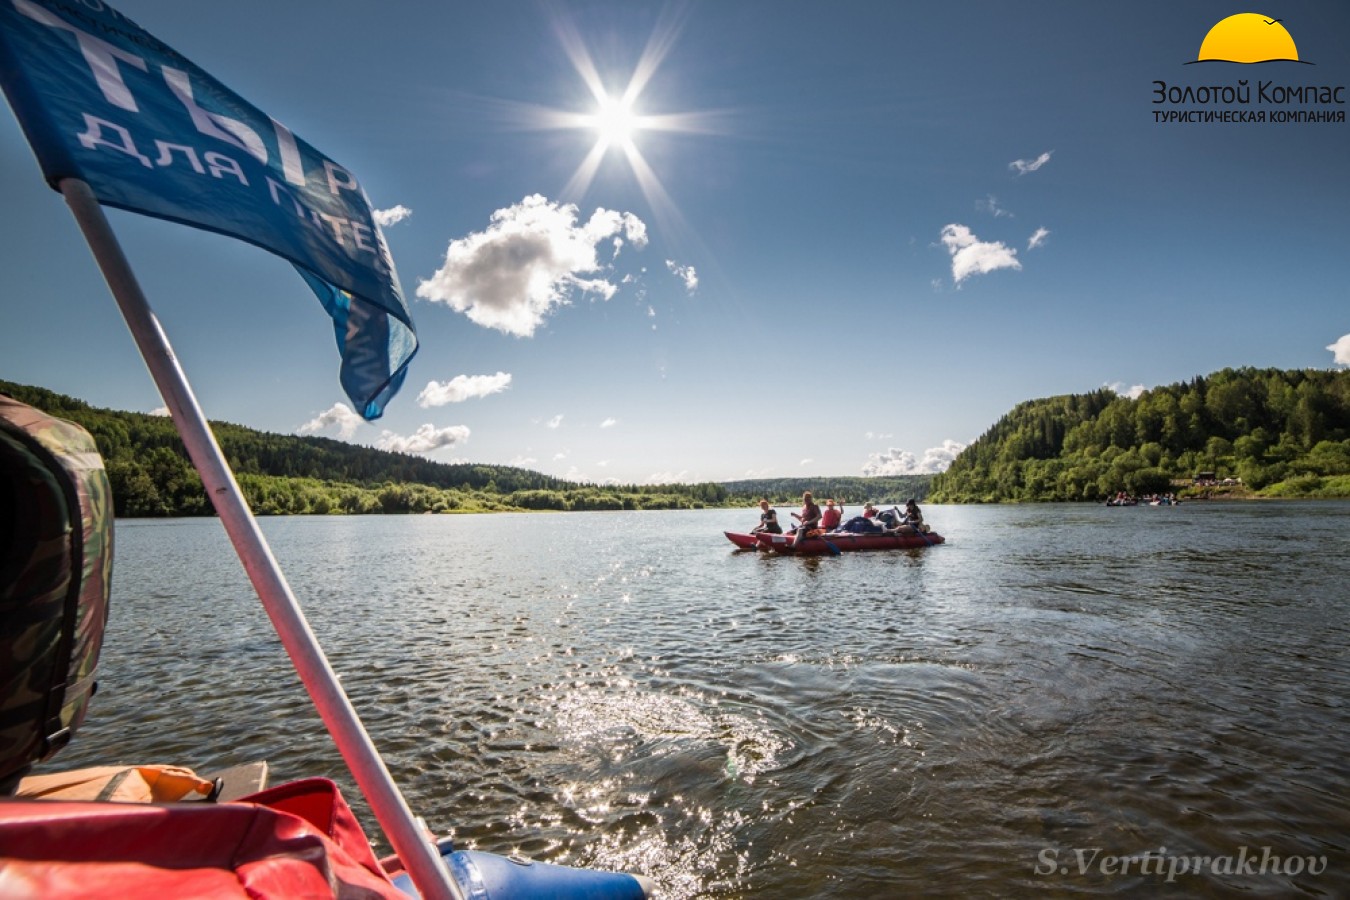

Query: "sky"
left=2, top=1, right=1348, bottom=485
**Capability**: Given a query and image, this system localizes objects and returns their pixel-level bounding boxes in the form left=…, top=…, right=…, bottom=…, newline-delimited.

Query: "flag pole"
left=58, top=178, right=460, bottom=900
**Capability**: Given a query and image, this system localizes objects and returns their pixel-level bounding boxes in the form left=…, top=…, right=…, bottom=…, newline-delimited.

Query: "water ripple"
left=40, top=503, right=1350, bottom=897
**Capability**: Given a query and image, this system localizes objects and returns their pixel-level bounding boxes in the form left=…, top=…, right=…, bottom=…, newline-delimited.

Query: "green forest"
left=10, top=367, right=1345, bottom=515
left=1, top=380, right=927, bottom=517
left=928, top=367, right=1350, bottom=503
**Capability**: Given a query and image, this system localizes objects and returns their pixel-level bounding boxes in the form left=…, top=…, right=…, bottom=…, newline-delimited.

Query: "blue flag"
left=0, top=0, right=416, bottom=419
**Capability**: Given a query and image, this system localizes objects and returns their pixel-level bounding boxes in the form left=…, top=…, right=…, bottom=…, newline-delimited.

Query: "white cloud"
left=940, top=224, right=1021, bottom=285
left=1010, top=150, right=1053, bottom=175
left=373, top=205, right=412, bottom=227
left=417, top=372, right=512, bottom=407
left=510, top=455, right=538, bottom=468
left=1106, top=381, right=1147, bottom=399
left=646, top=470, right=690, bottom=484
left=297, top=402, right=365, bottom=440
left=1028, top=227, right=1051, bottom=250
left=980, top=194, right=1012, bottom=218
left=799, top=458, right=814, bottom=467
left=375, top=423, right=470, bottom=455
left=416, top=195, right=647, bottom=337
left=665, top=259, right=699, bottom=292
left=149, top=406, right=169, bottom=417
left=862, top=440, right=967, bottom=476
left=546, top=414, right=564, bottom=429
left=1328, top=334, right=1350, bottom=367
left=600, top=417, right=617, bottom=429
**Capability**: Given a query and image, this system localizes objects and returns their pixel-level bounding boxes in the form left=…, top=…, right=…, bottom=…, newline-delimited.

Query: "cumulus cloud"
left=940, top=224, right=1021, bottom=285
left=1028, top=227, right=1051, bottom=250
left=1106, top=381, right=1147, bottom=399
left=1010, top=150, right=1053, bottom=175
left=665, top=259, right=699, bottom=292
left=297, top=402, right=366, bottom=440
left=373, top=205, right=412, bottom=227
left=417, top=372, right=512, bottom=407
left=862, top=440, right=967, bottom=476
left=375, top=423, right=470, bottom=455
left=1328, top=334, right=1350, bottom=367
left=149, top=406, right=169, bottom=417
left=546, top=414, right=564, bottom=429
left=600, top=417, right=617, bottom=429
left=416, top=194, right=647, bottom=337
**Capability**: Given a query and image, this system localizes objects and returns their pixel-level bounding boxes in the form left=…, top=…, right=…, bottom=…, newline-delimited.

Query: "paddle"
left=894, top=505, right=935, bottom=546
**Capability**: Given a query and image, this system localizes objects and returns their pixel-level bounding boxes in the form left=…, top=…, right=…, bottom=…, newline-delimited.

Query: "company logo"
left=1188, top=13, right=1310, bottom=65
left=1151, top=13, right=1344, bottom=125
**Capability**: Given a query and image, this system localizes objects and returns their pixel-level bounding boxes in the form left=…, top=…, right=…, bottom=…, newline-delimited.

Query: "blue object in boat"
left=391, top=839, right=653, bottom=899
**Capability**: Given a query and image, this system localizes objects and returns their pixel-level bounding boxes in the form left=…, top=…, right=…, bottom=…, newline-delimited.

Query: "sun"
left=587, top=93, right=642, bottom=151
left=494, top=8, right=735, bottom=249
left=1196, top=13, right=1299, bottom=63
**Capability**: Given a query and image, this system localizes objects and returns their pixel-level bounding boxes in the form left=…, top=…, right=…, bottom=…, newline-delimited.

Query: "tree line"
left=0, top=380, right=736, bottom=516
left=928, top=367, right=1350, bottom=503
left=719, top=476, right=932, bottom=507
left=3, top=379, right=931, bottom=517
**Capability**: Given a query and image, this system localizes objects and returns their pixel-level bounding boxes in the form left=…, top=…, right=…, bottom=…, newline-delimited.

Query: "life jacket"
left=16, top=764, right=216, bottom=803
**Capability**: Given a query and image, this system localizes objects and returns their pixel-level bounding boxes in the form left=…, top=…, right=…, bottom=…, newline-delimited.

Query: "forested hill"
left=2, top=379, right=926, bottom=516
left=928, top=367, right=1350, bottom=503
left=0, top=380, right=730, bottom=515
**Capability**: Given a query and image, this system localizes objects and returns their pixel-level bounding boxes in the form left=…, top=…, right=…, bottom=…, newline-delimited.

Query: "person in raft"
left=751, top=498, right=782, bottom=534
left=790, top=491, right=822, bottom=544
left=862, top=502, right=878, bottom=519
left=892, top=499, right=925, bottom=534
left=821, top=498, right=842, bottom=532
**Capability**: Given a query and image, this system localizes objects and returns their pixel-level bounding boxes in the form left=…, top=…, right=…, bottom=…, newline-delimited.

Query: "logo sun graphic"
left=1191, top=13, right=1306, bottom=64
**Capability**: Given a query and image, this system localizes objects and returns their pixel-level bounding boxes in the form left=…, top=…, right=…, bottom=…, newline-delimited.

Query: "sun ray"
left=551, top=13, right=608, bottom=107
left=621, top=4, right=689, bottom=105
left=561, top=138, right=610, bottom=199
left=622, top=141, right=683, bottom=237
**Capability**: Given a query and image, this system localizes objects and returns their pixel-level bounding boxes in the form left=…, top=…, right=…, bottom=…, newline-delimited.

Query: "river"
left=46, top=501, right=1350, bottom=897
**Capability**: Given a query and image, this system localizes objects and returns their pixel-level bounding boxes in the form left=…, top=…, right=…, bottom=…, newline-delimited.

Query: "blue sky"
left=3, top=1, right=1348, bottom=485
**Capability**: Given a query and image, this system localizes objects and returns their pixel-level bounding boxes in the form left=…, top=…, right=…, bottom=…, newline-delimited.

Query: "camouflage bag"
left=0, top=394, right=113, bottom=792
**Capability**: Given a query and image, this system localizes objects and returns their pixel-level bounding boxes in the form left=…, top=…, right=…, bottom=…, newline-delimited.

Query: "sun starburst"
left=529, top=7, right=734, bottom=239
left=459, top=10, right=735, bottom=268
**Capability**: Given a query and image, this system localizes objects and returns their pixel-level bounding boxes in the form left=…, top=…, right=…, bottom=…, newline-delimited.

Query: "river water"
left=47, top=501, right=1349, bottom=897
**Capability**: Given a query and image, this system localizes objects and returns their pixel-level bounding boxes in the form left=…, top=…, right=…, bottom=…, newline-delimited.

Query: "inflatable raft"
left=755, top=530, right=944, bottom=555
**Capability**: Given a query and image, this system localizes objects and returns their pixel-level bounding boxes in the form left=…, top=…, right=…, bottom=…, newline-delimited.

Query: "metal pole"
left=58, top=178, right=459, bottom=900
